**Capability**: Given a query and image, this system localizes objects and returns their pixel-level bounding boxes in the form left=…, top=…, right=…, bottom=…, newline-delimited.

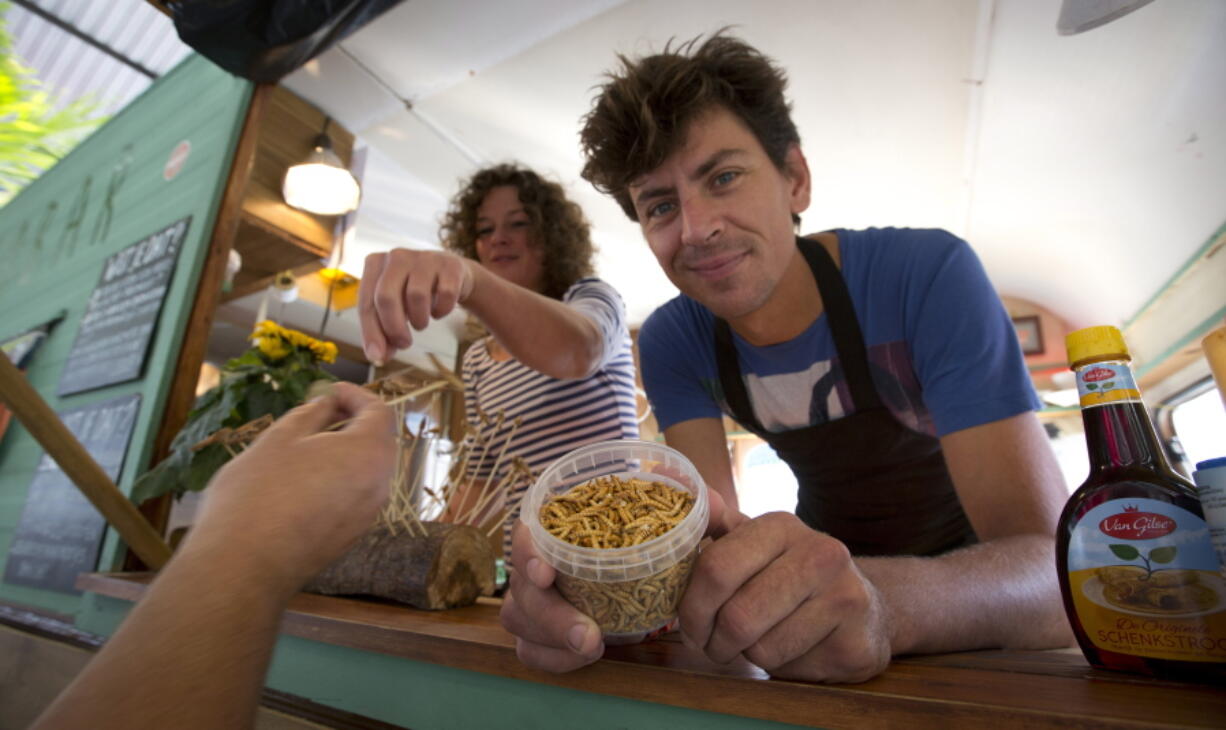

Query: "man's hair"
left=580, top=32, right=800, bottom=221
left=440, top=163, right=595, bottom=299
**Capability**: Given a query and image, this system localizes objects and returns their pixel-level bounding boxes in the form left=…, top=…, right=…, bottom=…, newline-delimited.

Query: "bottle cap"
left=1066, top=326, right=1130, bottom=369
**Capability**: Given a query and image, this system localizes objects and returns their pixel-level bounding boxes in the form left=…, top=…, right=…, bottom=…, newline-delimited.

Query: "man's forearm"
left=32, top=545, right=290, bottom=730
left=859, top=533, right=1073, bottom=656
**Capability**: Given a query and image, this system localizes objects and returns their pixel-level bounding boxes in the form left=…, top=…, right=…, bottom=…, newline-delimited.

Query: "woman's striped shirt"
left=460, top=277, right=640, bottom=555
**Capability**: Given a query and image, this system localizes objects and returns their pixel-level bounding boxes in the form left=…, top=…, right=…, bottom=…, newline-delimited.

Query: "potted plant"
left=131, top=320, right=339, bottom=503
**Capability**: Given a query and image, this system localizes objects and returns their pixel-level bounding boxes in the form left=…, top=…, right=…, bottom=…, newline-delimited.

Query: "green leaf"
left=184, top=444, right=231, bottom=493
left=175, top=385, right=241, bottom=451
left=186, top=386, right=223, bottom=420
left=240, top=380, right=294, bottom=421
left=1108, top=544, right=1140, bottom=561
left=1086, top=383, right=1098, bottom=390
left=280, top=368, right=317, bottom=403
left=1149, top=546, right=1178, bottom=564
left=224, top=349, right=264, bottom=370
left=1102, top=381, right=1115, bottom=389
left=130, top=448, right=188, bottom=503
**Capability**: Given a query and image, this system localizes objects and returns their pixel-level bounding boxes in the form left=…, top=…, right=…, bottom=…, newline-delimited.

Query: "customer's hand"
left=359, top=249, right=476, bottom=363
left=183, top=382, right=397, bottom=597
left=679, top=512, right=892, bottom=683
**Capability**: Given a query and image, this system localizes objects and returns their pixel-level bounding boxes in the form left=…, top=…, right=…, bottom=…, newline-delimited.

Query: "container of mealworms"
left=523, top=440, right=709, bottom=639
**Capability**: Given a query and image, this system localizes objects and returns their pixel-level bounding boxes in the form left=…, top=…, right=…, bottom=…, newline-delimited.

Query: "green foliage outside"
left=0, top=2, right=108, bottom=206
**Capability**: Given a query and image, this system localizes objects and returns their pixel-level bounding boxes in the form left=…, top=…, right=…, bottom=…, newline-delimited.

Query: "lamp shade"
left=282, top=141, right=361, bottom=216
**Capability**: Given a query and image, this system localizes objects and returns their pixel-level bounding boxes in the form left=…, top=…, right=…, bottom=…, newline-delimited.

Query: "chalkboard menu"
left=3, top=393, right=142, bottom=594
left=57, top=217, right=191, bottom=396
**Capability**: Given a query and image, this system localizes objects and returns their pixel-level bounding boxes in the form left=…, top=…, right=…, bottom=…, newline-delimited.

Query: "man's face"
left=628, top=107, right=810, bottom=321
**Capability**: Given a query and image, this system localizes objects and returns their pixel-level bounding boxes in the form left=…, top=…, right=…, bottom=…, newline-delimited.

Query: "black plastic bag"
left=168, top=0, right=402, bottom=82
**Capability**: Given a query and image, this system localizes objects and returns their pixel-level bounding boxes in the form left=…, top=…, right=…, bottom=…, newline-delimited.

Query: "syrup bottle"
left=1056, top=326, right=1226, bottom=682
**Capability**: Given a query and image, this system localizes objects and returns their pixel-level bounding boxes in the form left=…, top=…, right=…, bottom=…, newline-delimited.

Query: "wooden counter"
left=78, top=572, right=1225, bottom=729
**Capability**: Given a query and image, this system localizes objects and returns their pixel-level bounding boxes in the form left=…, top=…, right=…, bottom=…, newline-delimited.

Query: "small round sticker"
left=164, top=140, right=191, bottom=181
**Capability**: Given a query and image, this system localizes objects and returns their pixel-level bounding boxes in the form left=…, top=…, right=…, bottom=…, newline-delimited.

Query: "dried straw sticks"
left=555, top=555, right=696, bottom=636
left=540, top=476, right=694, bottom=549
left=541, top=475, right=697, bottom=635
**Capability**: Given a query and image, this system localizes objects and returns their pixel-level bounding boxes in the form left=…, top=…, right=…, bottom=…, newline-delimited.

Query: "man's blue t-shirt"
left=639, top=228, right=1039, bottom=439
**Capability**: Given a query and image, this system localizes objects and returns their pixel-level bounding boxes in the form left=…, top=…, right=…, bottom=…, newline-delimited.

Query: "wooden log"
left=305, top=523, right=495, bottom=610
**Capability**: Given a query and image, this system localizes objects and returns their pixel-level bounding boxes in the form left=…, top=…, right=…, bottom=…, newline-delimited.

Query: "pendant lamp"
left=282, top=118, right=361, bottom=216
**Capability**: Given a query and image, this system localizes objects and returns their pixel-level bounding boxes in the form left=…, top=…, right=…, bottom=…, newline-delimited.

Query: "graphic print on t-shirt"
left=729, top=339, right=934, bottom=435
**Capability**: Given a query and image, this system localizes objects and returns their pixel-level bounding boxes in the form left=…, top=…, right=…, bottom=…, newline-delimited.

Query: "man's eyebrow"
left=632, top=185, right=672, bottom=211
left=631, top=148, right=746, bottom=212
left=693, top=148, right=743, bottom=180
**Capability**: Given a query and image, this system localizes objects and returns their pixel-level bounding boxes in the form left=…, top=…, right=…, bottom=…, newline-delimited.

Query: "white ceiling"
left=12, top=0, right=1223, bottom=362
left=281, top=0, right=1225, bottom=335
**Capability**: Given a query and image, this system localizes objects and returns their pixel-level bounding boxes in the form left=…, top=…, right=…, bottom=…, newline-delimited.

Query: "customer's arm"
left=32, top=383, right=396, bottom=730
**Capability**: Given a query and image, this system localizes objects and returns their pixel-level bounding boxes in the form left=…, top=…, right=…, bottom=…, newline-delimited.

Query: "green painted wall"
left=75, top=593, right=817, bottom=730
left=0, top=54, right=253, bottom=616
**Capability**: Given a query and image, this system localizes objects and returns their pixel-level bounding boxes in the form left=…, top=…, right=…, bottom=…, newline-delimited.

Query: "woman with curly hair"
left=359, top=164, right=639, bottom=556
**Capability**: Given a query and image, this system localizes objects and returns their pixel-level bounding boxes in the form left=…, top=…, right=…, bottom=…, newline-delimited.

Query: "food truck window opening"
left=1160, top=378, right=1226, bottom=472
left=1043, top=416, right=1090, bottom=494
left=734, top=438, right=801, bottom=518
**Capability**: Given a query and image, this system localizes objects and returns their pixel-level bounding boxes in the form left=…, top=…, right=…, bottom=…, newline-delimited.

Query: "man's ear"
left=784, top=144, right=811, bottom=216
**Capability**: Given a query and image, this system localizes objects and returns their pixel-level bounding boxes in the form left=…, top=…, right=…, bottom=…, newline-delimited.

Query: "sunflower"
left=255, top=335, right=291, bottom=360
left=248, top=320, right=337, bottom=363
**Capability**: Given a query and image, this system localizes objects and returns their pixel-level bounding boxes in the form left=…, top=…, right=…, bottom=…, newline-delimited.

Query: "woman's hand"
left=359, top=249, right=477, bottom=364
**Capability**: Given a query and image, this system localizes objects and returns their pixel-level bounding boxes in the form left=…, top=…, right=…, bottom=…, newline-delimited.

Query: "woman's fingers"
left=359, top=249, right=473, bottom=360
left=358, top=252, right=392, bottom=364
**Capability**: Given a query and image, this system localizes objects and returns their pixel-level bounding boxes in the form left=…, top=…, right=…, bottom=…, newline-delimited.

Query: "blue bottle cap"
left=1196, top=456, right=1226, bottom=471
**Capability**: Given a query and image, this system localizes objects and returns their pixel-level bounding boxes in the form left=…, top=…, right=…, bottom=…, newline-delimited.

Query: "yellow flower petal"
left=257, top=336, right=290, bottom=360
left=247, top=322, right=336, bottom=363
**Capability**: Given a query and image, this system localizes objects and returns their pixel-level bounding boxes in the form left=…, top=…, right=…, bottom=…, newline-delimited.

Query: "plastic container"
left=523, top=439, right=709, bottom=639
left=1195, top=457, right=1226, bottom=578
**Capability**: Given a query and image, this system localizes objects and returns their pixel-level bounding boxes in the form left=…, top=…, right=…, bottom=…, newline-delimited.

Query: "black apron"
left=713, top=236, right=977, bottom=556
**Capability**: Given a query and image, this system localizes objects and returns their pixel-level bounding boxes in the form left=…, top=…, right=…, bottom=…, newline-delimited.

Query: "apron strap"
left=795, top=236, right=883, bottom=412
left=713, top=235, right=883, bottom=430
left=713, top=317, right=763, bottom=432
